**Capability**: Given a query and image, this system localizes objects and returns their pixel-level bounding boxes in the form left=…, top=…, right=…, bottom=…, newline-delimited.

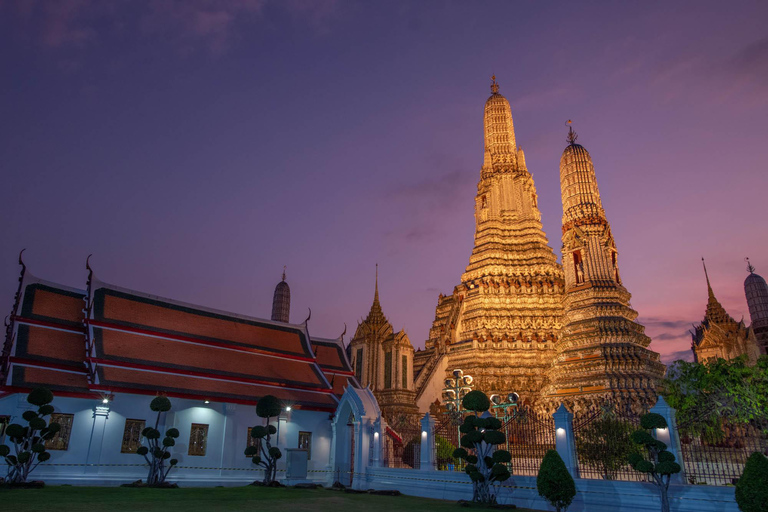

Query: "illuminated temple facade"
left=410, top=78, right=664, bottom=412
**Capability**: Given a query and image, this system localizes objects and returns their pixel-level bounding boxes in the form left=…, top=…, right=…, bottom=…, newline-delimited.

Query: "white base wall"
left=365, top=468, right=739, bottom=512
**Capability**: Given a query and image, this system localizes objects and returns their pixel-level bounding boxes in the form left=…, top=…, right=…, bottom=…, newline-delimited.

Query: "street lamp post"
left=442, top=369, right=474, bottom=421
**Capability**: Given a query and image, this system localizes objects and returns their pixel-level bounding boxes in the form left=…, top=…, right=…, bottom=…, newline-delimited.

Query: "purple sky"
left=1, top=1, right=767, bottom=365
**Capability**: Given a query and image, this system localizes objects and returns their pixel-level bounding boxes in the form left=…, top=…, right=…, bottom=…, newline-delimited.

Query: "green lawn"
left=2, top=485, right=537, bottom=512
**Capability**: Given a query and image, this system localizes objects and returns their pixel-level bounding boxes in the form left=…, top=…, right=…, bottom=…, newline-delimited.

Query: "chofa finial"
left=566, top=120, right=578, bottom=145
left=746, top=257, right=755, bottom=274
left=491, top=75, right=499, bottom=94
left=282, top=265, right=286, bottom=282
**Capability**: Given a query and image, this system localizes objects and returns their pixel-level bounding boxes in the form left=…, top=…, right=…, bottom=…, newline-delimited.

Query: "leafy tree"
left=451, top=390, right=511, bottom=503
left=537, top=450, right=576, bottom=512
left=735, top=452, right=768, bottom=512
left=627, top=413, right=681, bottom=512
left=435, top=435, right=458, bottom=470
left=246, top=395, right=283, bottom=484
left=1, top=388, right=58, bottom=484
left=136, top=396, right=179, bottom=485
left=575, top=410, right=636, bottom=479
left=663, top=356, right=768, bottom=435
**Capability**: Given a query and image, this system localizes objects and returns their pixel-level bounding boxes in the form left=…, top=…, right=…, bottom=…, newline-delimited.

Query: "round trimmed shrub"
left=493, top=450, right=512, bottom=464
left=162, top=437, right=175, bottom=447
left=31, top=443, right=46, bottom=453
left=483, top=430, right=506, bottom=445
left=252, top=455, right=262, bottom=465
left=170, top=459, right=178, bottom=466
left=5, top=423, right=25, bottom=438
left=0, top=445, right=10, bottom=457
left=736, top=452, right=768, bottom=512
left=166, top=428, right=180, bottom=438
left=486, top=417, right=502, bottom=430
left=462, top=390, right=490, bottom=412
left=145, top=428, right=161, bottom=440
left=640, top=413, right=667, bottom=430
left=47, top=422, right=61, bottom=434
left=465, top=430, right=483, bottom=444
left=150, top=396, right=172, bottom=412
left=37, top=452, right=51, bottom=462
left=17, top=451, right=31, bottom=463
left=137, top=446, right=149, bottom=456
left=256, top=395, right=282, bottom=419
left=28, top=417, right=46, bottom=431
left=268, top=425, right=277, bottom=435
left=38, top=405, right=55, bottom=416
left=27, top=387, right=54, bottom=406
left=466, top=454, right=478, bottom=464
left=268, top=447, right=282, bottom=460
left=22, top=410, right=37, bottom=421
left=453, top=448, right=468, bottom=459
left=244, top=446, right=258, bottom=456
left=251, top=425, right=268, bottom=438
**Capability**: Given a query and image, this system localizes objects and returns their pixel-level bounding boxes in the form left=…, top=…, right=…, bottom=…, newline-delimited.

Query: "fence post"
left=552, top=403, right=579, bottom=479
left=420, top=412, right=435, bottom=471
left=649, top=396, right=685, bottom=484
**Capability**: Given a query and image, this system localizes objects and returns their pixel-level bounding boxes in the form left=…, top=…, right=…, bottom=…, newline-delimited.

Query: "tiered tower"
left=350, top=266, right=419, bottom=427
left=691, top=259, right=762, bottom=363
left=416, top=77, right=565, bottom=403
left=271, top=267, right=290, bottom=323
left=543, top=124, right=664, bottom=411
left=744, top=259, right=768, bottom=354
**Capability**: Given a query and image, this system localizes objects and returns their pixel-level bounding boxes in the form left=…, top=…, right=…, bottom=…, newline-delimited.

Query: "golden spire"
left=491, top=75, right=499, bottom=94
left=374, top=263, right=380, bottom=304
left=282, top=265, right=286, bottom=282
left=746, top=257, right=756, bottom=274
left=702, top=257, right=714, bottom=299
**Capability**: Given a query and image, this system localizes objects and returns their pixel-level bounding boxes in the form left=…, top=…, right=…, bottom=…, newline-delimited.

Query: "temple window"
left=45, top=413, right=74, bottom=451
left=188, top=423, right=209, bottom=456
left=573, top=250, right=585, bottom=284
left=298, top=431, right=312, bottom=460
left=355, top=348, right=363, bottom=382
left=402, top=354, right=408, bottom=388
left=481, top=195, right=487, bottom=209
left=120, top=419, right=146, bottom=453
left=384, top=351, right=392, bottom=388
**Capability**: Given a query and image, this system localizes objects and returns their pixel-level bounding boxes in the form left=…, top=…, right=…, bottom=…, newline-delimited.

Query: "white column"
left=420, top=412, right=435, bottom=471
left=649, top=396, right=685, bottom=484
left=372, top=415, right=386, bottom=468
left=552, top=403, right=579, bottom=478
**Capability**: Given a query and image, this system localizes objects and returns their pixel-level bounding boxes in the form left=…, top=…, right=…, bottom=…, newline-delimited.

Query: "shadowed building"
left=744, top=259, right=768, bottom=354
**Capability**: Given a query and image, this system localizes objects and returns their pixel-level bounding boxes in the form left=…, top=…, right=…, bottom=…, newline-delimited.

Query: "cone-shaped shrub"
left=537, top=450, right=576, bottom=512
left=250, top=395, right=283, bottom=484
left=735, top=452, right=768, bottom=512
left=136, top=395, right=177, bottom=486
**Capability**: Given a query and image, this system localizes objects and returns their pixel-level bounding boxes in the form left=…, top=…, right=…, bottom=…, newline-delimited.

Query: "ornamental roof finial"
left=491, top=75, right=499, bottom=94
left=282, top=265, right=286, bottom=282
left=374, top=263, right=379, bottom=304
left=566, top=120, right=578, bottom=145
left=702, top=257, right=714, bottom=299
left=746, top=257, right=755, bottom=274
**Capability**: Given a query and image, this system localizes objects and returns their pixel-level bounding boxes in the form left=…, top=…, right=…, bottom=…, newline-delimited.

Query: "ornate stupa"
left=744, top=259, right=768, bottom=354
left=691, top=259, right=762, bottom=363
left=271, top=267, right=291, bottom=323
left=414, top=77, right=566, bottom=406
left=542, top=123, right=664, bottom=411
left=349, top=266, right=419, bottom=427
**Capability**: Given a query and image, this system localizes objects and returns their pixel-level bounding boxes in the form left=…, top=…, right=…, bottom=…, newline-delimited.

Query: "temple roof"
left=3, top=262, right=344, bottom=411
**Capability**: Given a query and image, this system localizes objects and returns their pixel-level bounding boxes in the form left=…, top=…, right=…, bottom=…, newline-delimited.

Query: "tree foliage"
left=137, top=395, right=179, bottom=485
left=451, top=392, right=511, bottom=503
left=1, top=388, right=58, bottom=484
left=663, top=356, right=768, bottom=435
left=537, top=450, right=576, bottom=512
left=627, top=413, right=681, bottom=512
left=735, top=452, right=768, bottom=512
left=247, top=395, right=283, bottom=484
left=575, top=410, right=636, bottom=480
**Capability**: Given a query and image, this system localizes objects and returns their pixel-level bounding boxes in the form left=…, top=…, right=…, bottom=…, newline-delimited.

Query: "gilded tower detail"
left=415, top=77, right=566, bottom=403
left=542, top=125, right=665, bottom=410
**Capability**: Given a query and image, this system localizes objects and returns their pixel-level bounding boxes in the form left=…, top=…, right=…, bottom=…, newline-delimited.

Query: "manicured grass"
left=2, top=485, right=538, bottom=512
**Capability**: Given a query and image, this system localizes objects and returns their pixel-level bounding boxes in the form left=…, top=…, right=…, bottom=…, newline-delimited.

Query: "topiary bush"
left=627, top=413, right=681, bottom=512
left=451, top=391, right=511, bottom=503
left=136, top=395, right=178, bottom=486
left=537, top=450, right=576, bottom=512
left=1, top=388, right=58, bottom=484
left=735, top=452, right=768, bottom=512
left=247, top=395, right=283, bottom=484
